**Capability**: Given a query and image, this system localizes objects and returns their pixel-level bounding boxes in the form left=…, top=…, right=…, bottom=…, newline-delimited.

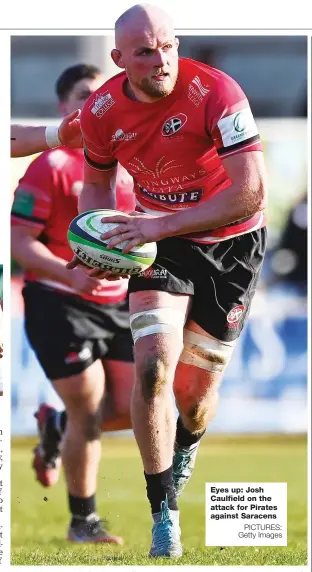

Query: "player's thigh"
left=128, top=237, right=195, bottom=361
left=53, top=358, right=106, bottom=415
left=102, top=359, right=134, bottom=415
left=23, top=285, right=107, bottom=410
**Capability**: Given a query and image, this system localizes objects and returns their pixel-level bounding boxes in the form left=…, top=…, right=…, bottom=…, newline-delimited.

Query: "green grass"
left=11, top=434, right=308, bottom=565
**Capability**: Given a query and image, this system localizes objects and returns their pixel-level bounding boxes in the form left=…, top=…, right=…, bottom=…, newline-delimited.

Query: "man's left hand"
left=100, top=213, right=165, bottom=252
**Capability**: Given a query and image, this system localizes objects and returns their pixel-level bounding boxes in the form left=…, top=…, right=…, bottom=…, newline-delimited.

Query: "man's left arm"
left=100, top=150, right=267, bottom=251
left=157, top=149, right=267, bottom=237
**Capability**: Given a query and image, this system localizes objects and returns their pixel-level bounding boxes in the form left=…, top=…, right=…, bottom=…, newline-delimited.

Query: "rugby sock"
left=144, top=466, right=178, bottom=513
left=175, top=416, right=206, bottom=448
left=69, top=493, right=97, bottom=522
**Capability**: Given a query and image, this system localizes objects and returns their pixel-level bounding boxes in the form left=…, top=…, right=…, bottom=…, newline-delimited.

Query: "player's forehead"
left=121, top=25, right=174, bottom=52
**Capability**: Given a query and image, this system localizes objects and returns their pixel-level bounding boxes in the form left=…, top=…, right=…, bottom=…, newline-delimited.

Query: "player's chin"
left=145, top=78, right=173, bottom=98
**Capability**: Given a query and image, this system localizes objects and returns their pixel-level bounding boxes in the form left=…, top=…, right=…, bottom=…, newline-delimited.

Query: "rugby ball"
left=68, top=209, right=157, bottom=275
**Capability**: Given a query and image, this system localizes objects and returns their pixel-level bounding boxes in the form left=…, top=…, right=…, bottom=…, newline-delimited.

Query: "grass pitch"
left=11, top=434, right=307, bottom=566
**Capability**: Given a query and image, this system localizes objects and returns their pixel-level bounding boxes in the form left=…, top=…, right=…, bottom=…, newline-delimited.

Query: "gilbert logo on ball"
left=68, top=209, right=157, bottom=275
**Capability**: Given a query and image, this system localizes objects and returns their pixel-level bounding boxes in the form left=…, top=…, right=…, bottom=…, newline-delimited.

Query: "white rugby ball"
left=68, top=209, right=157, bottom=275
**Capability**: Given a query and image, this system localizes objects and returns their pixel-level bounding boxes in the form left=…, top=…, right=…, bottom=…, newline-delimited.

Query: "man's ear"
left=111, top=49, right=125, bottom=69
left=175, top=37, right=180, bottom=50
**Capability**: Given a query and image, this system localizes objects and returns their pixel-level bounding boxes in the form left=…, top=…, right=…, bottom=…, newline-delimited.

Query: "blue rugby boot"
left=149, top=497, right=182, bottom=558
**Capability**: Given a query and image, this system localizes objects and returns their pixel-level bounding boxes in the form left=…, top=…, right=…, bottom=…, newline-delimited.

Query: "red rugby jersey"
left=81, top=57, right=265, bottom=243
left=11, top=147, right=135, bottom=303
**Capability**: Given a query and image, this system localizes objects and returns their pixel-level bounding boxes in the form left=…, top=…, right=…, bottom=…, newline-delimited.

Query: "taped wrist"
left=45, top=125, right=61, bottom=149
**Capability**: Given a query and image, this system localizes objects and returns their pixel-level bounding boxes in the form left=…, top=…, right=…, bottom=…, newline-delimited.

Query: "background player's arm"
left=11, top=125, right=51, bottom=157
left=11, top=110, right=82, bottom=158
left=11, top=225, right=102, bottom=295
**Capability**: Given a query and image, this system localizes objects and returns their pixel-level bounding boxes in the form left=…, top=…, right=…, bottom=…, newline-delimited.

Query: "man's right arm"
left=11, top=225, right=103, bottom=295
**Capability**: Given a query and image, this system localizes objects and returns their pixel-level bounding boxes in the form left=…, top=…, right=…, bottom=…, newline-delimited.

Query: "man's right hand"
left=67, top=256, right=129, bottom=281
left=68, top=266, right=104, bottom=294
left=58, top=110, right=82, bottom=148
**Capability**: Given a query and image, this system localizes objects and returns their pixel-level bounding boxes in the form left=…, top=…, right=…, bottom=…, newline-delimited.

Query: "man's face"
left=113, top=24, right=179, bottom=102
left=59, top=74, right=105, bottom=116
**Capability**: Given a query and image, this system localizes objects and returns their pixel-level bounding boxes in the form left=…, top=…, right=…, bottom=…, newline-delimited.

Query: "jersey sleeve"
left=81, top=94, right=118, bottom=171
left=11, top=155, right=54, bottom=231
left=205, top=73, right=262, bottom=158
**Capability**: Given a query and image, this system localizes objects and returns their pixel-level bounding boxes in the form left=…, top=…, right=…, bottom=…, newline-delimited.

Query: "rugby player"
left=11, top=64, right=136, bottom=544
left=69, top=4, right=268, bottom=558
left=11, top=109, right=82, bottom=158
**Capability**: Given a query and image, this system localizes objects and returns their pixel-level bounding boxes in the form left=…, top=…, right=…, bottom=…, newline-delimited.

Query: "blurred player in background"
left=11, top=64, right=136, bottom=544
left=11, top=110, right=82, bottom=158
left=72, top=3, right=268, bottom=558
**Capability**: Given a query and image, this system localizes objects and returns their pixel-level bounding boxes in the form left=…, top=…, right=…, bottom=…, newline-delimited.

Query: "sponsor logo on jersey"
left=139, top=186, right=203, bottom=204
left=127, top=156, right=182, bottom=178
left=161, top=113, right=187, bottom=136
left=139, top=268, right=167, bottom=278
left=112, top=129, right=137, bottom=141
left=65, top=347, right=92, bottom=364
left=227, top=305, right=245, bottom=328
left=217, top=108, right=258, bottom=147
left=188, top=76, right=210, bottom=107
left=90, top=92, right=115, bottom=118
left=192, top=76, right=210, bottom=96
left=138, top=167, right=206, bottom=193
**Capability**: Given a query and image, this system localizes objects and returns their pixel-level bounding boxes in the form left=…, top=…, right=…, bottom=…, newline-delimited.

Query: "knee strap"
left=130, top=308, right=185, bottom=344
left=179, top=329, right=235, bottom=373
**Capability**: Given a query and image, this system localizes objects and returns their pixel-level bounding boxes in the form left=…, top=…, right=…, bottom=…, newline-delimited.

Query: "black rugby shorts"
left=128, top=228, right=267, bottom=342
left=22, top=282, right=133, bottom=380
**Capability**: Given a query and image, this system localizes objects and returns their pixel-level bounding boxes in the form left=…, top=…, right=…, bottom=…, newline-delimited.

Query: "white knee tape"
left=130, top=308, right=185, bottom=344
left=179, top=329, right=235, bottom=373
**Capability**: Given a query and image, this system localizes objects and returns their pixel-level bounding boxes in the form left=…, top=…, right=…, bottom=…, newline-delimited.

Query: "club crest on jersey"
left=227, top=305, right=245, bottom=328
left=162, top=113, right=187, bottom=137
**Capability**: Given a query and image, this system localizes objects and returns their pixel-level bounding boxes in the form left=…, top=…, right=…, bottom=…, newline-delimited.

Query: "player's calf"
left=173, top=329, right=235, bottom=496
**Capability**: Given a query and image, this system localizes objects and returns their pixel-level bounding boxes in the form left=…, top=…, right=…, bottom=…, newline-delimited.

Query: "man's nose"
left=153, top=48, right=167, bottom=68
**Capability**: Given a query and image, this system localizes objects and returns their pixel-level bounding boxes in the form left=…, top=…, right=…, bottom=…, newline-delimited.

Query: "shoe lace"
left=152, top=500, right=179, bottom=551
left=159, top=500, right=171, bottom=524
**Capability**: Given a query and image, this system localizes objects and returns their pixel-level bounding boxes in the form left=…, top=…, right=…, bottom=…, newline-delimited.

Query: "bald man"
left=69, top=3, right=267, bottom=558
left=11, top=110, right=82, bottom=158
